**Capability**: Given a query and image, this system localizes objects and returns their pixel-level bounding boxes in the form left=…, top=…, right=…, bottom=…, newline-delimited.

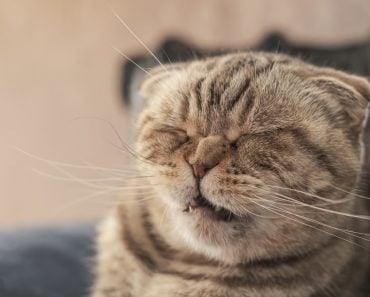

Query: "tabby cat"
left=92, top=52, right=370, bottom=297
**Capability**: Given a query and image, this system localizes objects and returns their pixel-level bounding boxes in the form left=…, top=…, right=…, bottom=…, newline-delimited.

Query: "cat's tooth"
left=189, top=205, right=194, bottom=212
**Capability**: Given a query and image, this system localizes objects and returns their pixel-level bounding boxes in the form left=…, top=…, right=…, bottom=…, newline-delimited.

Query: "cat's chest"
left=137, top=274, right=240, bottom=297
left=133, top=272, right=304, bottom=297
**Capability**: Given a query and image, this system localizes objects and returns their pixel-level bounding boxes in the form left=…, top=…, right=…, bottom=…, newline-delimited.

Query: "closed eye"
left=156, top=125, right=187, bottom=134
left=155, top=126, right=189, bottom=146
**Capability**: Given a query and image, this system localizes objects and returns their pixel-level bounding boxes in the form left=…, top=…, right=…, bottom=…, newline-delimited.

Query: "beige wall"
left=1, top=0, right=369, bottom=228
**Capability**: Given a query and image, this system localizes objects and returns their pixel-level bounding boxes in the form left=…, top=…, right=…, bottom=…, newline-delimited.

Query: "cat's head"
left=135, top=52, right=369, bottom=264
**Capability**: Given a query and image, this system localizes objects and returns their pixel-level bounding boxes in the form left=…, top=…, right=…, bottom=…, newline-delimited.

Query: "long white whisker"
left=110, top=8, right=164, bottom=68
left=35, top=161, right=158, bottom=191
left=329, top=184, right=370, bottom=200
left=226, top=191, right=280, bottom=218
left=71, top=116, right=156, bottom=166
left=34, top=169, right=152, bottom=183
left=247, top=198, right=363, bottom=247
left=96, top=196, right=157, bottom=206
left=14, top=146, right=139, bottom=174
left=57, top=190, right=158, bottom=210
left=117, top=197, right=157, bottom=204
left=265, top=184, right=350, bottom=204
left=54, top=188, right=120, bottom=214
left=268, top=204, right=370, bottom=242
left=113, top=46, right=151, bottom=75
left=251, top=193, right=370, bottom=239
left=248, top=185, right=370, bottom=221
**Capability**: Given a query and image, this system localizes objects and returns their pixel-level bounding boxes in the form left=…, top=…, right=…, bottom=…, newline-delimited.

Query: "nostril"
left=192, top=163, right=207, bottom=179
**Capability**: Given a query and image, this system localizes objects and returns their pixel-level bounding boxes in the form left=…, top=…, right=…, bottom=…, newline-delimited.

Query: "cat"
left=91, top=51, right=370, bottom=297
left=122, top=35, right=370, bottom=197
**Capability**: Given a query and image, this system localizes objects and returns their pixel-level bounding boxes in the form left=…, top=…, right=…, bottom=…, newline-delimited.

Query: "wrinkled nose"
left=188, top=135, right=228, bottom=179
left=192, top=163, right=208, bottom=179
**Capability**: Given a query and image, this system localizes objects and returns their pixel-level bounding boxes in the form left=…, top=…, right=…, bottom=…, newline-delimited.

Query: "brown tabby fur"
left=92, top=52, right=370, bottom=297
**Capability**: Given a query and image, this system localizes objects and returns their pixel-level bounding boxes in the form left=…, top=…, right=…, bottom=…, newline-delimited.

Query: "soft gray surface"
left=0, top=224, right=95, bottom=297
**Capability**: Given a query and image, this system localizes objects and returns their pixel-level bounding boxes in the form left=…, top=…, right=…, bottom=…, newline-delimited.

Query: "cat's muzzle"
left=183, top=194, right=234, bottom=222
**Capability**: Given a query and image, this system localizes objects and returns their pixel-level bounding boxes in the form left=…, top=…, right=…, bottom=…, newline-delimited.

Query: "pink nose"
left=192, top=163, right=207, bottom=179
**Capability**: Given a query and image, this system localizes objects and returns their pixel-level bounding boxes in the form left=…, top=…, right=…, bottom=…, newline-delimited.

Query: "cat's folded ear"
left=315, top=68, right=370, bottom=102
left=309, top=67, right=370, bottom=134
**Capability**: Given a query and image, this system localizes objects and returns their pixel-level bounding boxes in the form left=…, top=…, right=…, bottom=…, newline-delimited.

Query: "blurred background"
left=1, top=0, right=370, bottom=228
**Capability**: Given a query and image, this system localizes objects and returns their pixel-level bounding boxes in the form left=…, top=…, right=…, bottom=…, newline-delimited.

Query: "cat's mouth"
left=183, top=194, right=234, bottom=222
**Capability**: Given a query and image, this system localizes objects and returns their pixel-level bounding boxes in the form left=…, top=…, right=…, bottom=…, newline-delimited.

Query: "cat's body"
left=92, top=52, right=369, bottom=297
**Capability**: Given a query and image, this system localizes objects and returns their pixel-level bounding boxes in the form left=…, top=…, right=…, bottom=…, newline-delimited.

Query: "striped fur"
left=92, top=52, right=370, bottom=297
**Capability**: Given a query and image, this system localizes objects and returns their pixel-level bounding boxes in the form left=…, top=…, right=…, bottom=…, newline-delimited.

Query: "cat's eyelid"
left=157, top=125, right=187, bottom=134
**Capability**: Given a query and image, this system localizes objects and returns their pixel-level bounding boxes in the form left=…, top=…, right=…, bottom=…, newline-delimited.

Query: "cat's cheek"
left=154, top=163, right=198, bottom=208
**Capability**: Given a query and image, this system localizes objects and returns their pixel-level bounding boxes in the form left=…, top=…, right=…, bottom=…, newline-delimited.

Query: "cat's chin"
left=173, top=215, right=250, bottom=265
left=172, top=196, right=249, bottom=258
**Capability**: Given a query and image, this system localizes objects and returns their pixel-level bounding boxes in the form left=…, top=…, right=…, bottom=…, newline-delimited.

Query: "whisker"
left=14, top=146, right=139, bottom=174
left=95, top=196, right=157, bottom=206
left=34, top=161, right=159, bottom=191
left=246, top=192, right=315, bottom=211
left=227, top=191, right=281, bottom=218
left=58, top=190, right=158, bottom=210
left=248, top=185, right=370, bottom=221
left=251, top=193, right=370, bottom=240
left=159, top=204, right=170, bottom=226
left=247, top=198, right=364, bottom=248
left=278, top=207, right=370, bottom=240
left=329, top=184, right=370, bottom=200
left=161, top=49, right=173, bottom=65
left=69, top=117, right=161, bottom=167
left=236, top=184, right=348, bottom=209
left=113, top=46, right=151, bottom=75
left=34, top=169, right=152, bottom=183
left=110, top=7, right=164, bottom=68
left=238, top=203, right=279, bottom=219
left=54, top=188, right=122, bottom=214
left=116, top=196, right=158, bottom=204
left=265, top=184, right=350, bottom=204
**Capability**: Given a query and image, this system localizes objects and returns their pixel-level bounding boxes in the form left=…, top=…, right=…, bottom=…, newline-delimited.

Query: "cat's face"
left=136, top=52, right=369, bottom=264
